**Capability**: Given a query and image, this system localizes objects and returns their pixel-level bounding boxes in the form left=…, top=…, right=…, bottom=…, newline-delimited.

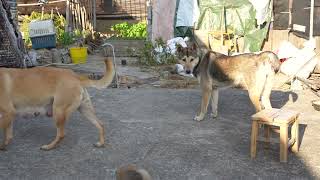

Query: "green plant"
left=137, top=38, right=176, bottom=66
left=110, top=21, right=147, bottom=39
left=59, top=31, right=74, bottom=47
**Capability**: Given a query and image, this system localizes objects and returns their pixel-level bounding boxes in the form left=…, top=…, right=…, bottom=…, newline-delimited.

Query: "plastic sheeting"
left=174, top=0, right=272, bottom=52
left=196, top=0, right=272, bottom=52
left=176, top=0, right=200, bottom=27
left=249, top=0, right=271, bottom=25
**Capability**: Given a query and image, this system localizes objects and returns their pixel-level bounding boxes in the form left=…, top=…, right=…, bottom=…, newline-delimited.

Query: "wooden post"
left=66, top=0, right=70, bottom=32
left=291, top=118, right=299, bottom=153
left=280, top=124, right=288, bottom=162
left=309, top=0, right=314, bottom=39
left=146, top=0, right=152, bottom=40
left=93, top=0, right=96, bottom=30
left=250, top=120, right=259, bottom=159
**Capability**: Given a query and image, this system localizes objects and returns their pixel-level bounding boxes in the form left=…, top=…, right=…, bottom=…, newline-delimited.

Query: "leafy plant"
left=59, top=31, right=74, bottom=47
left=110, top=21, right=147, bottom=39
left=137, top=38, right=176, bottom=66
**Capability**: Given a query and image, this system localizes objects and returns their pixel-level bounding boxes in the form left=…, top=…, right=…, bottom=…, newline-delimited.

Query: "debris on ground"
left=277, top=39, right=318, bottom=90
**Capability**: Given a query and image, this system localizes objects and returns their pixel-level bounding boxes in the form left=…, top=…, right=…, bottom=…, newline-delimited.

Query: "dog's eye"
left=182, top=59, right=186, bottom=62
left=190, top=59, right=194, bottom=62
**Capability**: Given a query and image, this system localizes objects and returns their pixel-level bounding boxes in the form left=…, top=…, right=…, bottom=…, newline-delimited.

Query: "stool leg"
left=251, top=121, right=259, bottom=159
left=264, top=125, right=271, bottom=149
left=280, top=124, right=288, bottom=162
left=291, top=117, right=299, bottom=153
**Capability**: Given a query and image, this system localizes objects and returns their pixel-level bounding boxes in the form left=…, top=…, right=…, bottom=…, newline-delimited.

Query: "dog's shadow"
left=270, top=90, right=299, bottom=109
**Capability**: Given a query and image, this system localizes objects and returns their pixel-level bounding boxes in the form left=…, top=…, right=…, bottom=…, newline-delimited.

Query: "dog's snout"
left=186, top=70, right=191, bottom=74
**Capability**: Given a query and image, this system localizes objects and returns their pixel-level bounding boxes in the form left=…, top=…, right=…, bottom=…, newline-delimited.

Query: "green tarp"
left=174, top=0, right=272, bottom=52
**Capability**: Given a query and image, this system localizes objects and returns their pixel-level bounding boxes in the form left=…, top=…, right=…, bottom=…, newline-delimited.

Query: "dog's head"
left=176, top=43, right=200, bottom=75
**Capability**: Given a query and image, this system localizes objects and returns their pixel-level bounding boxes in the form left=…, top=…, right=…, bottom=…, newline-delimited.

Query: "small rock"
left=51, top=48, right=62, bottom=64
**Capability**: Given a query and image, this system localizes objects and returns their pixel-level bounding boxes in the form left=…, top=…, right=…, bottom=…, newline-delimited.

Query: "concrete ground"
left=1, top=87, right=320, bottom=179
left=1, top=56, right=320, bottom=179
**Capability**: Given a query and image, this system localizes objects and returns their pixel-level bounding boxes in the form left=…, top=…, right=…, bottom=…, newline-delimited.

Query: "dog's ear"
left=176, top=44, right=184, bottom=57
left=191, top=43, right=197, bottom=52
left=176, top=44, right=183, bottom=53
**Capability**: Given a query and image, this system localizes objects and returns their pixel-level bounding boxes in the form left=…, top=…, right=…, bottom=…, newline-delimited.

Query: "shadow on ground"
left=0, top=88, right=319, bottom=179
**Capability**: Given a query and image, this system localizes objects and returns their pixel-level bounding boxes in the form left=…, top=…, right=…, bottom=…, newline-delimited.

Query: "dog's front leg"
left=210, top=88, right=219, bottom=118
left=194, top=86, right=212, bottom=121
left=0, top=114, right=14, bottom=151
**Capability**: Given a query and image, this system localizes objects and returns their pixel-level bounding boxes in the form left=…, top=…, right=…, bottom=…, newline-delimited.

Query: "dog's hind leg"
left=78, top=89, right=105, bottom=147
left=194, top=84, right=212, bottom=121
left=210, top=88, right=219, bottom=118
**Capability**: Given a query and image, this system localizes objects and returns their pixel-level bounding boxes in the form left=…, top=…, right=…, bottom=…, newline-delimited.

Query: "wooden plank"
left=17, top=0, right=67, bottom=7
left=273, top=110, right=299, bottom=124
left=251, top=108, right=280, bottom=122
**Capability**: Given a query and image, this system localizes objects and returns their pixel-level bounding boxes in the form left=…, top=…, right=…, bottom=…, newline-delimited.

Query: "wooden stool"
left=250, top=108, right=300, bottom=162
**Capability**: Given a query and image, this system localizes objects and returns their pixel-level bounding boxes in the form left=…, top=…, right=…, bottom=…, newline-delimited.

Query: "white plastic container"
left=28, top=20, right=56, bottom=49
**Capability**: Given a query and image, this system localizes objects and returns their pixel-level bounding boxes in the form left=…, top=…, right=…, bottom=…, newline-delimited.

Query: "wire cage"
left=100, top=0, right=147, bottom=20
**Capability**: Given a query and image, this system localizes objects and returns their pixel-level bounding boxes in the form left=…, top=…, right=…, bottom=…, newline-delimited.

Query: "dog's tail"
left=116, top=164, right=152, bottom=180
left=136, top=169, right=152, bottom=180
left=261, top=51, right=281, bottom=73
left=79, top=58, right=115, bottom=89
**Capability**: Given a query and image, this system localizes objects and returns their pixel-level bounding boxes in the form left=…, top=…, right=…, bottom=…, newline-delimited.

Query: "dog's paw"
left=93, top=142, right=105, bottom=148
left=194, top=115, right=204, bottom=121
left=210, top=112, right=218, bottom=118
left=40, top=145, right=53, bottom=151
left=0, top=145, right=7, bottom=151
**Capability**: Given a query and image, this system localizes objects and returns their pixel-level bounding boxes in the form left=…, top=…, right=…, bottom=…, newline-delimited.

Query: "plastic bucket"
left=69, top=47, right=88, bottom=64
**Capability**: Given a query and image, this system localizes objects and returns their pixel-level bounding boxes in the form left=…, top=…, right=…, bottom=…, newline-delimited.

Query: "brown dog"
left=0, top=58, right=115, bottom=150
left=177, top=45, right=280, bottom=121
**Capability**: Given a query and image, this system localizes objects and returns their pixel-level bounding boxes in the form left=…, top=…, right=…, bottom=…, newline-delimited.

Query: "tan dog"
left=177, top=45, right=280, bottom=121
left=0, top=59, right=115, bottom=150
left=116, top=164, right=152, bottom=180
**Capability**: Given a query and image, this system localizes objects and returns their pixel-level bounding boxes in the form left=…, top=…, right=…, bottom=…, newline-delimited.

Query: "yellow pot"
left=69, top=47, right=88, bottom=64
